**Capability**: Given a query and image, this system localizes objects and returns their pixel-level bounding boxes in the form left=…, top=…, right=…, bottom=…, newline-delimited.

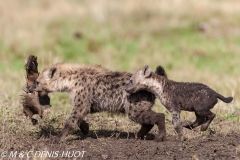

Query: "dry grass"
left=0, top=0, right=240, bottom=155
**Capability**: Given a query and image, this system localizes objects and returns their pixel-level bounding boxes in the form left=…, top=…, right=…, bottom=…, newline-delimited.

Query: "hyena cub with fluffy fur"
left=29, top=62, right=167, bottom=142
left=125, top=65, right=233, bottom=141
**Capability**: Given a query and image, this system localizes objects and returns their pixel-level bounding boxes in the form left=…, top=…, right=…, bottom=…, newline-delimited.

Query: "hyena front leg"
left=170, top=110, right=184, bottom=141
left=57, top=102, right=90, bottom=142
left=57, top=115, right=78, bottom=142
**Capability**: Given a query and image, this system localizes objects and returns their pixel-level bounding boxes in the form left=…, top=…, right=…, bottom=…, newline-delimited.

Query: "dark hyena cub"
left=29, top=62, right=167, bottom=142
left=125, top=65, right=233, bottom=141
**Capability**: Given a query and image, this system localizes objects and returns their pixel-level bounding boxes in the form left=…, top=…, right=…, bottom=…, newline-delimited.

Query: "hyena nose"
left=28, top=85, right=35, bottom=93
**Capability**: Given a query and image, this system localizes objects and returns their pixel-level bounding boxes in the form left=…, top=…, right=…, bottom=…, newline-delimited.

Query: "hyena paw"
left=179, top=135, right=187, bottom=142
left=200, top=123, right=209, bottom=131
left=79, top=120, right=89, bottom=135
left=154, top=134, right=166, bottom=142
left=136, top=132, right=145, bottom=140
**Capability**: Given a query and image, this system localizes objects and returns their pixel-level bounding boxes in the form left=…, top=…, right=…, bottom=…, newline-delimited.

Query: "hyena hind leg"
left=200, top=111, right=216, bottom=131
left=78, top=120, right=89, bottom=135
left=129, top=109, right=166, bottom=142
left=154, top=112, right=166, bottom=142
left=137, top=124, right=154, bottom=139
left=183, top=113, right=205, bottom=130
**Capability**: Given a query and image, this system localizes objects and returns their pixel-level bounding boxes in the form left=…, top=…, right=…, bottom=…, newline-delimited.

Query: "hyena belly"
left=89, top=72, right=132, bottom=113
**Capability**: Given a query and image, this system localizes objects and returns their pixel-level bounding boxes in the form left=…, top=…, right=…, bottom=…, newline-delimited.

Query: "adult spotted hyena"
left=125, top=65, right=233, bottom=141
left=30, top=62, right=166, bottom=142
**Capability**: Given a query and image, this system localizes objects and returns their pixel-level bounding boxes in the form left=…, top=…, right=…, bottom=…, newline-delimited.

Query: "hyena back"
left=30, top=62, right=166, bottom=142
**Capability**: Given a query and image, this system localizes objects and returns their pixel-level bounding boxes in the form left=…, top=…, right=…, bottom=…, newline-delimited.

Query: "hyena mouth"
left=125, top=87, right=136, bottom=93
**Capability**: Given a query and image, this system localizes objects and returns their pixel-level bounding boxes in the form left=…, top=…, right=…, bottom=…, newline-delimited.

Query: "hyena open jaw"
left=125, top=65, right=233, bottom=141
left=30, top=62, right=167, bottom=142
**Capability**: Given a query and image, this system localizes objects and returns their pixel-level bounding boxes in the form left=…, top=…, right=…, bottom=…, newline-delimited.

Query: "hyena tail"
left=155, top=66, right=167, bottom=78
left=216, top=93, right=233, bottom=103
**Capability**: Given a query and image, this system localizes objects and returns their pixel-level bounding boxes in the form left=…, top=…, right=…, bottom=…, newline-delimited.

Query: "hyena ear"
left=48, top=67, right=57, bottom=79
left=142, top=65, right=152, bottom=78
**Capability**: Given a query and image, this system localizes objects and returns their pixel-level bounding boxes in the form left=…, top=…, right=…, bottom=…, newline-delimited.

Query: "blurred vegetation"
left=0, top=0, right=240, bottom=76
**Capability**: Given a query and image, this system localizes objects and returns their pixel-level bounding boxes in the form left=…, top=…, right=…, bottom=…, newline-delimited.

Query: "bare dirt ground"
left=3, top=115, right=240, bottom=160
left=46, top=131, right=240, bottom=160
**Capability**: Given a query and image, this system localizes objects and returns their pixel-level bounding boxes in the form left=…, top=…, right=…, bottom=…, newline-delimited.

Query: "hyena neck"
left=54, top=75, right=76, bottom=93
left=142, top=73, right=166, bottom=99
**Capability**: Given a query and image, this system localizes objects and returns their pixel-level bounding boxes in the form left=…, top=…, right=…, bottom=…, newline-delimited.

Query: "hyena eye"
left=130, top=79, right=133, bottom=83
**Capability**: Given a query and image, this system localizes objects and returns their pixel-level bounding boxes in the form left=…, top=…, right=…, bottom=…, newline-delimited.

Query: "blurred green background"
left=0, top=0, right=239, bottom=116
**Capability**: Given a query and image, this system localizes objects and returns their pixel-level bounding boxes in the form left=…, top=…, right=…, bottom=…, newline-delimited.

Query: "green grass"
left=2, top=18, right=239, bottom=75
left=1, top=16, right=240, bottom=107
left=40, top=20, right=239, bottom=76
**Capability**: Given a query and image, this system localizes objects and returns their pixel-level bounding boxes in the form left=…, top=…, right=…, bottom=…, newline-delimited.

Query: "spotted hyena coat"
left=125, top=65, right=233, bottom=141
left=30, top=63, right=166, bottom=142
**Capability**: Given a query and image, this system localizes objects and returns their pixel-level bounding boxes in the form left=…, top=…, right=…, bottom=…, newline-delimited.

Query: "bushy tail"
left=216, top=93, right=233, bottom=103
left=155, top=65, right=167, bottom=78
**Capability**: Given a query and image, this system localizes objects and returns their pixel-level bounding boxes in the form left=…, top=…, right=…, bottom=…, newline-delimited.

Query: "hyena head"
left=125, top=65, right=153, bottom=93
left=29, top=63, right=72, bottom=95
